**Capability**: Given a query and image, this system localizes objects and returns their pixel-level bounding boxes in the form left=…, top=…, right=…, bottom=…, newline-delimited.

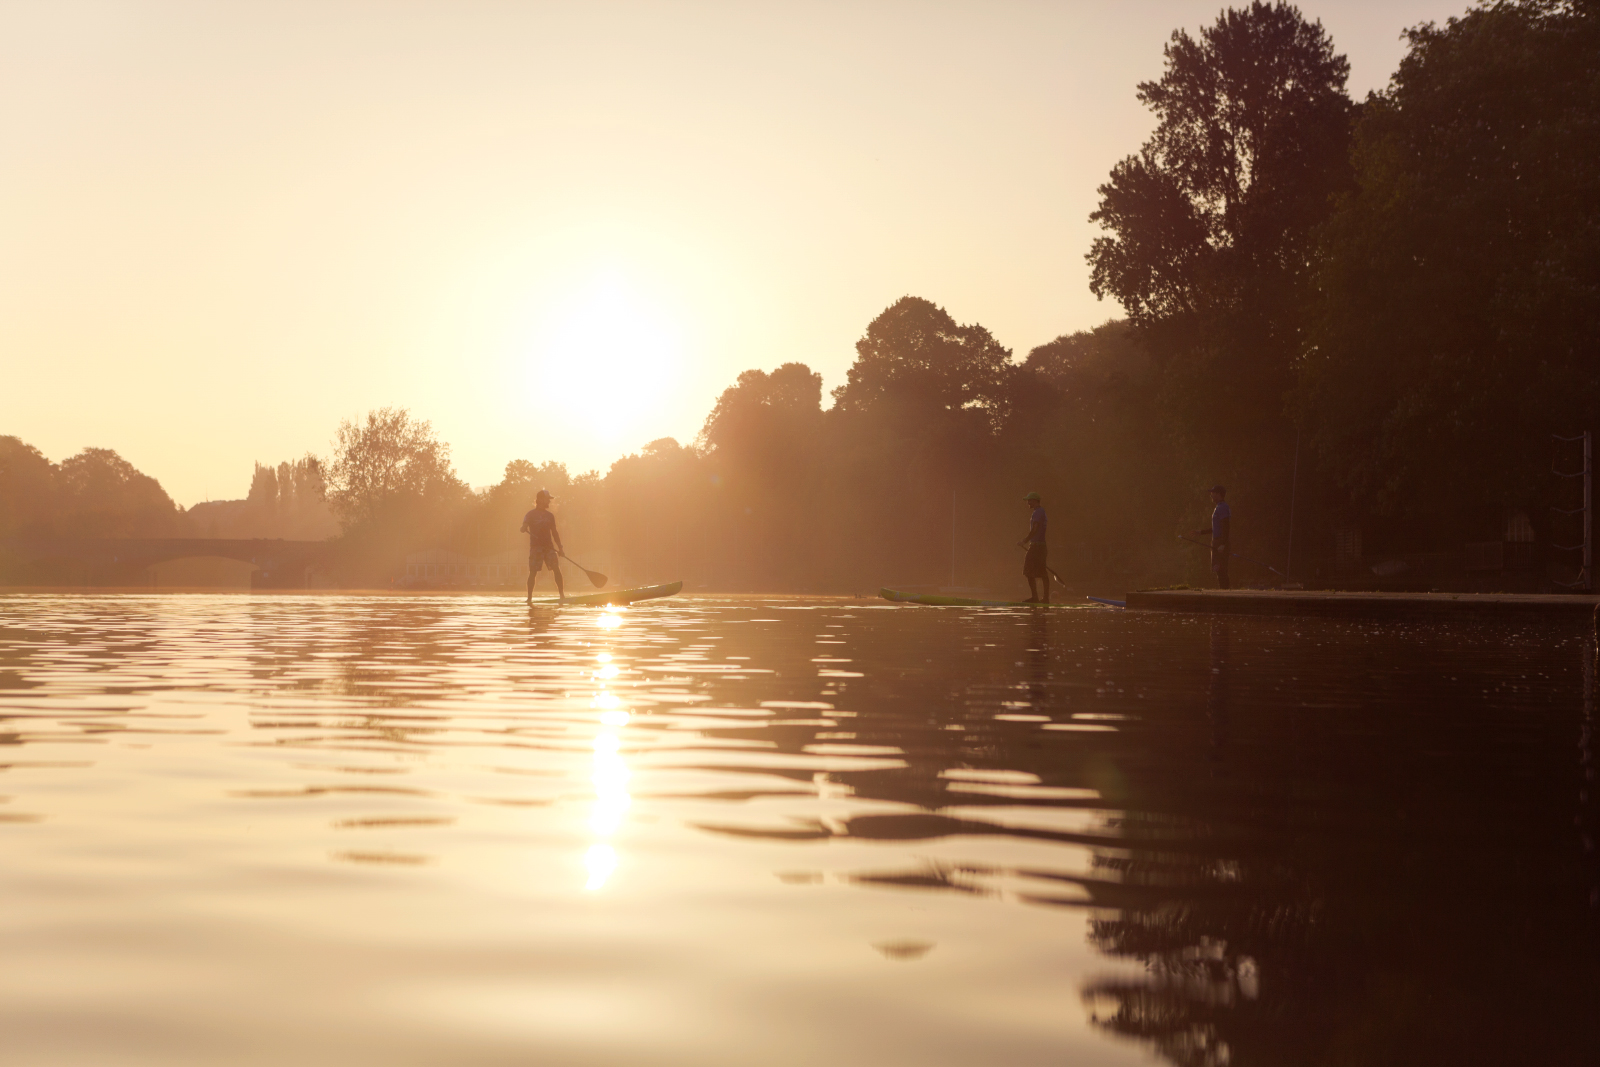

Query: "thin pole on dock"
left=950, top=488, right=956, bottom=587
left=1554, top=431, right=1592, bottom=593
left=1286, top=429, right=1301, bottom=584
left=1585, top=431, right=1593, bottom=593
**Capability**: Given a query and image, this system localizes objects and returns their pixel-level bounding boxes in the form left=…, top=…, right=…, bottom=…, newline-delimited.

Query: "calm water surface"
left=1, top=594, right=1596, bottom=1066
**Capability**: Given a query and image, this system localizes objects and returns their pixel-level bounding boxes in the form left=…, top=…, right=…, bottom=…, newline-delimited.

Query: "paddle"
left=1178, top=535, right=1284, bottom=577
left=559, top=553, right=608, bottom=589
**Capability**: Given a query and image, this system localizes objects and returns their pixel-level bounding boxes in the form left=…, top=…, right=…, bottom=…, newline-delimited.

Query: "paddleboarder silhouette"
left=521, top=489, right=565, bottom=604
left=1018, top=492, right=1049, bottom=604
left=1190, top=485, right=1231, bottom=589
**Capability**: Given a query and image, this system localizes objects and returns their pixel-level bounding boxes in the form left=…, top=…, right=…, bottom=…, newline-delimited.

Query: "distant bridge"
left=0, top=538, right=337, bottom=588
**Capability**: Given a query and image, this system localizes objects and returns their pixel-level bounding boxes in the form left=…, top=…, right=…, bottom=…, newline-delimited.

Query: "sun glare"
left=529, top=270, right=685, bottom=448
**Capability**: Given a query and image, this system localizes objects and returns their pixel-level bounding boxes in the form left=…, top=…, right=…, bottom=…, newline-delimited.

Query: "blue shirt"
left=1028, top=507, right=1047, bottom=544
left=1211, top=501, right=1231, bottom=544
left=522, top=508, right=558, bottom=552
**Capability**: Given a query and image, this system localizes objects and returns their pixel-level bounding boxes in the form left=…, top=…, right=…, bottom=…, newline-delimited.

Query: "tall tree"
left=326, top=408, right=468, bottom=533
left=1297, top=0, right=1600, bottom=522
left=825, top=297, right=1015, bottom=588
left=1088, top=2, right=1353, bottom=481
left=247, top=463, right=278, bottom=514
left=56, top=448, right=183, bottom=538
left=276, top=461, right=294, bottom=513
left=830, top=296, right=1012, bottom=426
left=290, top=455, right=326, bottom=507
left=603, top=438, right=708, bottom=585
left=998, top=322, right=1192, bottom=582
left=700, top=363, right=825, bottom=588
left=701, top=363, right=822, bottom=452
left=0, top=437, right=58, bottom=538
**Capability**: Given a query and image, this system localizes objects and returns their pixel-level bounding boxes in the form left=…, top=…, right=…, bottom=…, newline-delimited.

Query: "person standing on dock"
left=521, top=489, right=566, bottom=604
left=1018, top=492, right=1049, bottom=604
left=1192, top=485, right=1231, bottom=589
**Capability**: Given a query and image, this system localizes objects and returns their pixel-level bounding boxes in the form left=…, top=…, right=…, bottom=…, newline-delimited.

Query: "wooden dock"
left=1123, top=588, right=1600, bottom=621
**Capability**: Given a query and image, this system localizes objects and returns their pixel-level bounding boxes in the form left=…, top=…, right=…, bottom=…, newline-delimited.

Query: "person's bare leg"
left=527, top=568, right=535, bottom=604
left=554, top=565, right=566, bottom=601
left=1041, top=576, right=1049, bottom=605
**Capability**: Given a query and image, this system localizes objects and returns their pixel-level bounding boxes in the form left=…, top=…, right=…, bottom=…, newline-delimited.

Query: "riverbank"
left=1124, top=588, right=1600, bottom=621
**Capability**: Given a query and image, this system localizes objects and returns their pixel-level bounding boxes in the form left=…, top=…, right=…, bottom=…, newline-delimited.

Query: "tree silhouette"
left=0, top=436, right=58, bottom=538
left=56, top=448, right=183, bottom=538
left=326, top=408, right=468, bottom=533
left=831, top=296, right=1012, bottom=426
left=1089, top=1, right=1352, bottom=492
left=1297, top=0, right=1600, bottom=517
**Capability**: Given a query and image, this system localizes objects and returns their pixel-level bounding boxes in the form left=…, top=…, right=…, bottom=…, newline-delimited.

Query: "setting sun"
left=524, top=268, right=687, bottom=454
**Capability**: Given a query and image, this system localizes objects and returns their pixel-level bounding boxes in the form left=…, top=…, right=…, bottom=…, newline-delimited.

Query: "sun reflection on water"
left=583, top=843, right=617, bottom=892
left=585, top=619, right=631, bottom=891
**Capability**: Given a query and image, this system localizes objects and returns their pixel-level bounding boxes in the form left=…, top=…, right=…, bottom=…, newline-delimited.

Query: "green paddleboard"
left=879, top=587, right=1095, bottom=608
left=531, top=581, right=683, bottom=607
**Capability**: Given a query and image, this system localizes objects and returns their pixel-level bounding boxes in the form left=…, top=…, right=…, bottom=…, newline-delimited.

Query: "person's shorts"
left=529, top=547, right=559, bottom=573
left=1023, top=542, right=1048, bottom=579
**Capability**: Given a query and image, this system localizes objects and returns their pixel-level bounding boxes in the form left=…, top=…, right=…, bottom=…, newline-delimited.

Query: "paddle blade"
left=558, top=553, right=608, bottom=589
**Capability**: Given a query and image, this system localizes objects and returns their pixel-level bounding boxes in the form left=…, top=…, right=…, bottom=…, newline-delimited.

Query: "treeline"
left=187, top=458, right=337, bottom=540
left=5, top=1, right=1595, bottom=592
left=0, top=438, right=187, bottom=540
left=0, top=436, right=337, bottom=543
left=1085, top=0, right=1599, bottom=577
left=359, top=0, right=1597, bottom=592
left=317, top=304, right=1199, bottom=592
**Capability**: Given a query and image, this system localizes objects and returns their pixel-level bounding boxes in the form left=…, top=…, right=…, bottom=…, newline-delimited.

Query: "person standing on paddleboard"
left=1191, top=485, right=1231, bottom=589
left=521, top=489, right=565, bottom=604
left=1017, top=492, right=1049, bottom=604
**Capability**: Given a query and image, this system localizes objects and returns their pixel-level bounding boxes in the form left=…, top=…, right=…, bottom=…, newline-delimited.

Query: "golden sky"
left=1, top=0, right=1464, bottom=506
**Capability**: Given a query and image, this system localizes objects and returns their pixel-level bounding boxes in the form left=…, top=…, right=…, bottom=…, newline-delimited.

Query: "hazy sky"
left=1, top=0, right=1468, bottom=506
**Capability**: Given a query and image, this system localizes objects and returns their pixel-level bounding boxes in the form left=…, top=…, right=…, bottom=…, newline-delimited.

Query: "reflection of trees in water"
left=1583, top=629, right=1597, bottom=910
left=1082, top=821, right=1600, bottom=1065
left=1081, top=835, right=1310, bottom=1067
left=1077, top=624, right=1265, bottom=1067
left=1075, top=618, right=1600, bottom=1067
left=693, top=610, right=1600, bottom=1066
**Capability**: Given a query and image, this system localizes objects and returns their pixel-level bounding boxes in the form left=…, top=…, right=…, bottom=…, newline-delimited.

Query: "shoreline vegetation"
left=3, top=1, right=1596, bottom=595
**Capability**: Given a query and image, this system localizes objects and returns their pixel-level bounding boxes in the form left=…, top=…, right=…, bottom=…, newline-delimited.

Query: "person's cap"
left=1023, top=491, right=1041, bottom=502
left=535, top=488, right=553, bottom=500
left=1209, top=485, right=1226, bottom=495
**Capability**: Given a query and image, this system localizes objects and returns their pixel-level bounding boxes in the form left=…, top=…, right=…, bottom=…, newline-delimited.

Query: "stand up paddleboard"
left=531, top=581, right=682, bottom=607
left=879, top=588, right=1099, bottom=608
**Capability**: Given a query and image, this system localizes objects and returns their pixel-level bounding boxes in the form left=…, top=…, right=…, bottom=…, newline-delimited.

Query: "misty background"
left=2, top=0, right=1596, bottom=594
